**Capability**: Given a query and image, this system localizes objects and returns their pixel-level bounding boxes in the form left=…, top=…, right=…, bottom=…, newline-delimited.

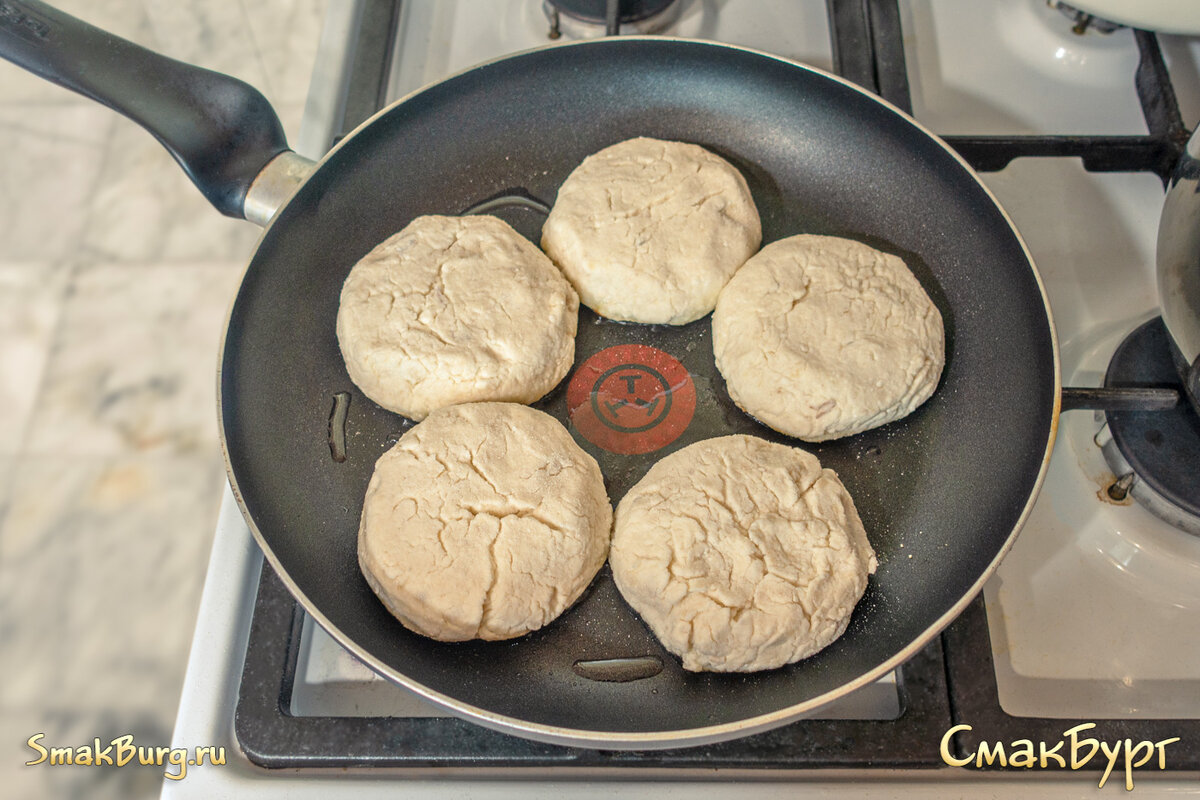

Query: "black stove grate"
left=235, top=0, right=1200, bottom=773
left=825, top=0, right=1191, bottom=184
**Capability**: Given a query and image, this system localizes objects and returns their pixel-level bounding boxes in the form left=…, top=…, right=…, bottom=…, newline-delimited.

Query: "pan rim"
left=215, top=35, right=1062, bottom=749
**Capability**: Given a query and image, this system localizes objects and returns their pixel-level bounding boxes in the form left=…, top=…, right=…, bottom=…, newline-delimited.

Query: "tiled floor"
left=0, top=1, right=328, bottom=797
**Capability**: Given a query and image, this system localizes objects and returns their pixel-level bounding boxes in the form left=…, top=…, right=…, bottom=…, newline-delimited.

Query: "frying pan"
left=1, top=1, right=1058, bottom=748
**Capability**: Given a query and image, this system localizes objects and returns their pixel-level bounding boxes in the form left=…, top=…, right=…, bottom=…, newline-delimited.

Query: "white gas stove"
left=165, top=0, right=1200, bottom=796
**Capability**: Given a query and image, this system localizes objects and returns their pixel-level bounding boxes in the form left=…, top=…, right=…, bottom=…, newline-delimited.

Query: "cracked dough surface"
left=358, top=402, right=612, bottom=642
left=713, top=234, right=944, bottom=442
left=541, top=137, right=761, bottom=325
left=610, top=435, right=876, bottom=672
left=337, top=214, right=579, bottom=420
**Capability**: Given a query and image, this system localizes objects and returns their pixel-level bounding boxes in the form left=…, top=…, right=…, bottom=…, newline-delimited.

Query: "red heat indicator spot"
left=567, top=344, right=696, bottom=455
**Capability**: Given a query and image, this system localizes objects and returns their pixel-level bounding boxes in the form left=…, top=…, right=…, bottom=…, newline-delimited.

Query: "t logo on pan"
left=567, top=344, right=696, bottom=455
left=592, top=363, right=673, bottom=432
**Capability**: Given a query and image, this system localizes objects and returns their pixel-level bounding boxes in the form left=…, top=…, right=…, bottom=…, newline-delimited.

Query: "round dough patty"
left=541, top=137, right=761, bottom=325
left=610, top=435, right=877, bottom=672
left=337, top=214, right=579, bottom=420
left=614, top=434, right=878, bottom=671
left=713, top=234, right=945, bottom=442
left=358, top=403, right=612, bottom=642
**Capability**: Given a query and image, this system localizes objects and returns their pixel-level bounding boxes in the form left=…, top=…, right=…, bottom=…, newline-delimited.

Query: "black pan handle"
left=0, top=0, right=289, bottom=219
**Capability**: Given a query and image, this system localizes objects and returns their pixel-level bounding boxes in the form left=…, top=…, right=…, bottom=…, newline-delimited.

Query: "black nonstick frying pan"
left=1, top=1, right=1058, bottom=747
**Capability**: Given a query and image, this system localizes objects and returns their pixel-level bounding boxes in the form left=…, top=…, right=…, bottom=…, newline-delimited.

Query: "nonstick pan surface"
left=218, top=38, right=1059, bottom=747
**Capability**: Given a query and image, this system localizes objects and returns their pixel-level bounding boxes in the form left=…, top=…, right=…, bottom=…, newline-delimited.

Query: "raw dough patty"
left=358, top=403, right=612, bottom=642
left=337, top=214, right=579, bottom=420
left=541, top=137, right=761, bottom=325
left=610, top=435, right=877, bottom=672
left=713, top=234, right=944, bottom=442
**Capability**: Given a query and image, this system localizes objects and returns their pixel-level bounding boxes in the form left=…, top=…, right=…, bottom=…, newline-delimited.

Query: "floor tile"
left=0, top=104, right=116, bottom=262
left=25, top=263, right=245, bottom=457
left=3, top=706, right=168, bottom=800
left=0, top=263, right=71, bottom=456
left=141, top=0, right=273, bottom=91
left=53, top=0, right=152, bottom=41
left=79, top=117, right=263, bottom=263
left=0, top=1, right=330, bottom=797
left=241, top=0, right=331, bottom=119
left=0, top=455, right=224, bottom=715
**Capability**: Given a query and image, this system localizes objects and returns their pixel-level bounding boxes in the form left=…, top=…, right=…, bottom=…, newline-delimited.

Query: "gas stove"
left=165, top=1, right=1200, bottom=796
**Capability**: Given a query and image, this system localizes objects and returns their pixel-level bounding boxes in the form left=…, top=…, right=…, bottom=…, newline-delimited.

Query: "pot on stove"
left=1157, top=127, right=1200, bottom=411
left=1095, top=121, right=1200, bottom=538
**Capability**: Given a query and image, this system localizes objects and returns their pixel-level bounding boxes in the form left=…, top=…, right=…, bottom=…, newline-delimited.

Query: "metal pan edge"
left=214, top=35, right=1062, bottom=749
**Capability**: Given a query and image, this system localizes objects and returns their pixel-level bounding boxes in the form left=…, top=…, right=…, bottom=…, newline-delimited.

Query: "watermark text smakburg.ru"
left=25, top=733, right=224, bottom=781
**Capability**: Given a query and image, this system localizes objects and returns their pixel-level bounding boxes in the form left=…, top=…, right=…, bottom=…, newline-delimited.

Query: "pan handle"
left=0, top=0, right=289, bottom=220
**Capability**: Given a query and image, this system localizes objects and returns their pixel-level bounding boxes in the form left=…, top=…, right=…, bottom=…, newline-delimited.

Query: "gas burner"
left=1049, top=2, right=1123, bottom=35
left=1101, top=317, right=1200, bottom=536
left=542, top=0, right=682, bottom=38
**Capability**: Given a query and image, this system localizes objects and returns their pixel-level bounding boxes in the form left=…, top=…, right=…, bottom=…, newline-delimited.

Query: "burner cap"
left=546, top=0, right=677, bottom=25
left=1104, top=317, right=1200, bottom=527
